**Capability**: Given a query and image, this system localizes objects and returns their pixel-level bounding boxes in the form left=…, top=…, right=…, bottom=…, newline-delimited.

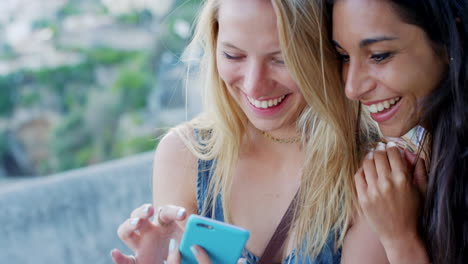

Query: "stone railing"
left=0, top=152, right=154, bottom=264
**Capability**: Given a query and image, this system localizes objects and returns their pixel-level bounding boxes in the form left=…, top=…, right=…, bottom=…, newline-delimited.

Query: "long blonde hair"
left=272, top=0, right=376, bottom=258
left=176, top=0, right=375, bottom=259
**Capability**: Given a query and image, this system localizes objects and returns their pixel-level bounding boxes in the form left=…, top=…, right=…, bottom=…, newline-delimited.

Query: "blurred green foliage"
left=158, top=0, right=201, bottom=56
left=49, top=111, right=93, bottom=171
left=0, top=0, right=201, bottom=176
left=18, top=91, right=41, bottom=107
left=117, top=10, right=153, bottom=26
left=0, top=75, right=18, bottom=116
left=112, top=136, right=158, bottom=158
left=113, top=69, right=153, bottom=110
left=85, top=47, right=142, bottom=65
left=33, top=62, right=95, bottom=96
left=0, top=130, right=7, bottom=156
left=56, top=2, right=81, bottom=19
left=0, top=44, right=16, bottom=60
left=32, top=19, right=59, bottom=35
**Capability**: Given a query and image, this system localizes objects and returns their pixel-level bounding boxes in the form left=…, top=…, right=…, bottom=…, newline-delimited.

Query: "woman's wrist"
left=381, top=233, right=430, bottom=264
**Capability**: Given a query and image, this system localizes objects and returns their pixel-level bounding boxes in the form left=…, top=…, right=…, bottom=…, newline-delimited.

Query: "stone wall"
left=0, top=152, right=153, bottom=264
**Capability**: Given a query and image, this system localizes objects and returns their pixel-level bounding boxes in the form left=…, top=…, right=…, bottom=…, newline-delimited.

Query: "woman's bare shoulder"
left=152, top=124, right=199, bottom=212
left=155, top=125, right=197, bottom=165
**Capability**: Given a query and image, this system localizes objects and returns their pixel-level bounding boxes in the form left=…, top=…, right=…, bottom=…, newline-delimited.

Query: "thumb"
left=237, top=258, right=247, bottom=264
left=190, top=245, right=212, bottom=264
left=111, top=249, right=136, bottom=264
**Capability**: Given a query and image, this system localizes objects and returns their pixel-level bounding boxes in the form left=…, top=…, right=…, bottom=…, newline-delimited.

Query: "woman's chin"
left=379, top=124, right=413, bottom=138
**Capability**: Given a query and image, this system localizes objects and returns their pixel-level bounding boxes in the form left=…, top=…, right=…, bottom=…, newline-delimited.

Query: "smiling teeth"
left=366, top=97, right=401, bottom=113
left=247, top=95, right=286, bottom=109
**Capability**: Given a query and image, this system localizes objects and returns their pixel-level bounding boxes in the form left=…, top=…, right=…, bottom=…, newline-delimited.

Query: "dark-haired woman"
left=329, top=0, right=468, bottom=263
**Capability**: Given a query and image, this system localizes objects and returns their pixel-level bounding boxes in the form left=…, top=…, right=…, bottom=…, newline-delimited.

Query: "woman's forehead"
left=217, top=0, right=280, bottom=52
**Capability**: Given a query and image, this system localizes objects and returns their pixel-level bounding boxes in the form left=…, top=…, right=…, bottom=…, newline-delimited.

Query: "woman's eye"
left=336, top=53, right=350, bottom=63
left=223, top=52, right=242, bottom=60
left=272, top=57, right=285, bottom=65
left=370, top=52, right=392, bottom=63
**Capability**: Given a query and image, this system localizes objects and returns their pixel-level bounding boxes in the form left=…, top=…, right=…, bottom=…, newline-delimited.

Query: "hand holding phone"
left=179, top=215, right=250, bottom=264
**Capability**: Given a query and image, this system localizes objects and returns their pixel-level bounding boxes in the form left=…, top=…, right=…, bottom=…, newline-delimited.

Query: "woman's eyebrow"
left=220, top=41, right=281, bottom=55
left=332, top=36, right=399, bottom=49
left=359, top=36, right=398, bottom=47
left=267, top=51, right=282, bottom=56
left=220, top=42, right=245, bottom=51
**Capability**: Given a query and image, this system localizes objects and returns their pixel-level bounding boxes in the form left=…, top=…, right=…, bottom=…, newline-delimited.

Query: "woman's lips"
left=246, top=93, right=291, bottom=117
left=365, top=97, right=402, bottom=123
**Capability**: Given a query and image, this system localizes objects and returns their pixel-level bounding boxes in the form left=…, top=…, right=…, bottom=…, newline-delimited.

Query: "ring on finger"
left=157, top=207, right=170, bottom=227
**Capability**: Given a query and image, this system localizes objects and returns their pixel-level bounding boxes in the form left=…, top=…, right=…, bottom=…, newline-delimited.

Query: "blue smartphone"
left=179, top=215, right=250, bottom=264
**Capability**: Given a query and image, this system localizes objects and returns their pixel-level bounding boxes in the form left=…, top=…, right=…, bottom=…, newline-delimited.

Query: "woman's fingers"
left=117, top=217, right=144, bottom=249
left=373, top=142, right=395, bottom=196
left=131, top=204, right=155, bottom=220
left=110, top=249, right=137, bottom=264
left=190, top=245, right=212, bottom=264
left=166, top=239, right=181, bottom=264
left=117, top=203, right=155, bottom=249
left=128, top=204, right=155, bottom=233
left=118, top=204, right=187, bottom=246
left=165, top=241, right=213, bottom=264
left=156, top=205, right=188, bottom=227
left=113, top=204, right=191, bottom=264
left=354, top=168, right=368, bottom=205
left=116, top=204, right=188, bottom=252
left=373, top=142, right=391, bottom=179
left=362, top=151, right=378, bottom=191
left=386, top=142, right=408, bottom=174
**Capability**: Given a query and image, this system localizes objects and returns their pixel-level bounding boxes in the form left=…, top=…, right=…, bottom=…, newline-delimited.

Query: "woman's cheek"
left=218, top=63, right=239, bottom=86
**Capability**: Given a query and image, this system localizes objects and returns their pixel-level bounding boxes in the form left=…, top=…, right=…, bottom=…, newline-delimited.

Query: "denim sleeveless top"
left=196, top=158, right=342, bottom=264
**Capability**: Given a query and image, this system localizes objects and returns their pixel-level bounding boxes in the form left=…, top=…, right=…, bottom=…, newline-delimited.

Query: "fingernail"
left=130, top=218, right=140, bottom=226
left=177, top=208, right=186, bottom=219
left=387, top=141, right=397, bottom=148
left=366, top=151, right=374, bottom=159
left=239, top=258, right=247, bottom=264
left=169, top=238, right=176, bottom=252
left=190, top=245, right=199, bottom=257
left=376, top=142, right=385, bottom=151
left=143, top=204, right=151, bottom=215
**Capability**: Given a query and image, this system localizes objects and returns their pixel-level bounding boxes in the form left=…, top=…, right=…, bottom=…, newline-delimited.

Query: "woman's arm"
left=342, top=206, right=429, bottom=264
left=152, top=128, right=199, bottom=215
left=341, top=213, right=389, bottom=264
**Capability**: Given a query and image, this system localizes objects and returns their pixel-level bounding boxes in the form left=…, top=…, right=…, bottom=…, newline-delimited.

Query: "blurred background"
left=0, top=0, right=202, bottom=183
left=0, top=0, right=204, bottom=263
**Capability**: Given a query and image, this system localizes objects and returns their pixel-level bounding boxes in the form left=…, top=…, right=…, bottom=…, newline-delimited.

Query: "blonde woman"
left=111, top=0, right=374, bottom=263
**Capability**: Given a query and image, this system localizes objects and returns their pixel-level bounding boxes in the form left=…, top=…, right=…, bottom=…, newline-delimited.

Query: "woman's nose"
left=243, top=60, right=268, bottom=94
left=343, top=62, right=375, bottom=101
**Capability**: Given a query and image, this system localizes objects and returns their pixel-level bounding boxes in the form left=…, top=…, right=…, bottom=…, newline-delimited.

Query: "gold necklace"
left=261, top=131, right=301, bottom=144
